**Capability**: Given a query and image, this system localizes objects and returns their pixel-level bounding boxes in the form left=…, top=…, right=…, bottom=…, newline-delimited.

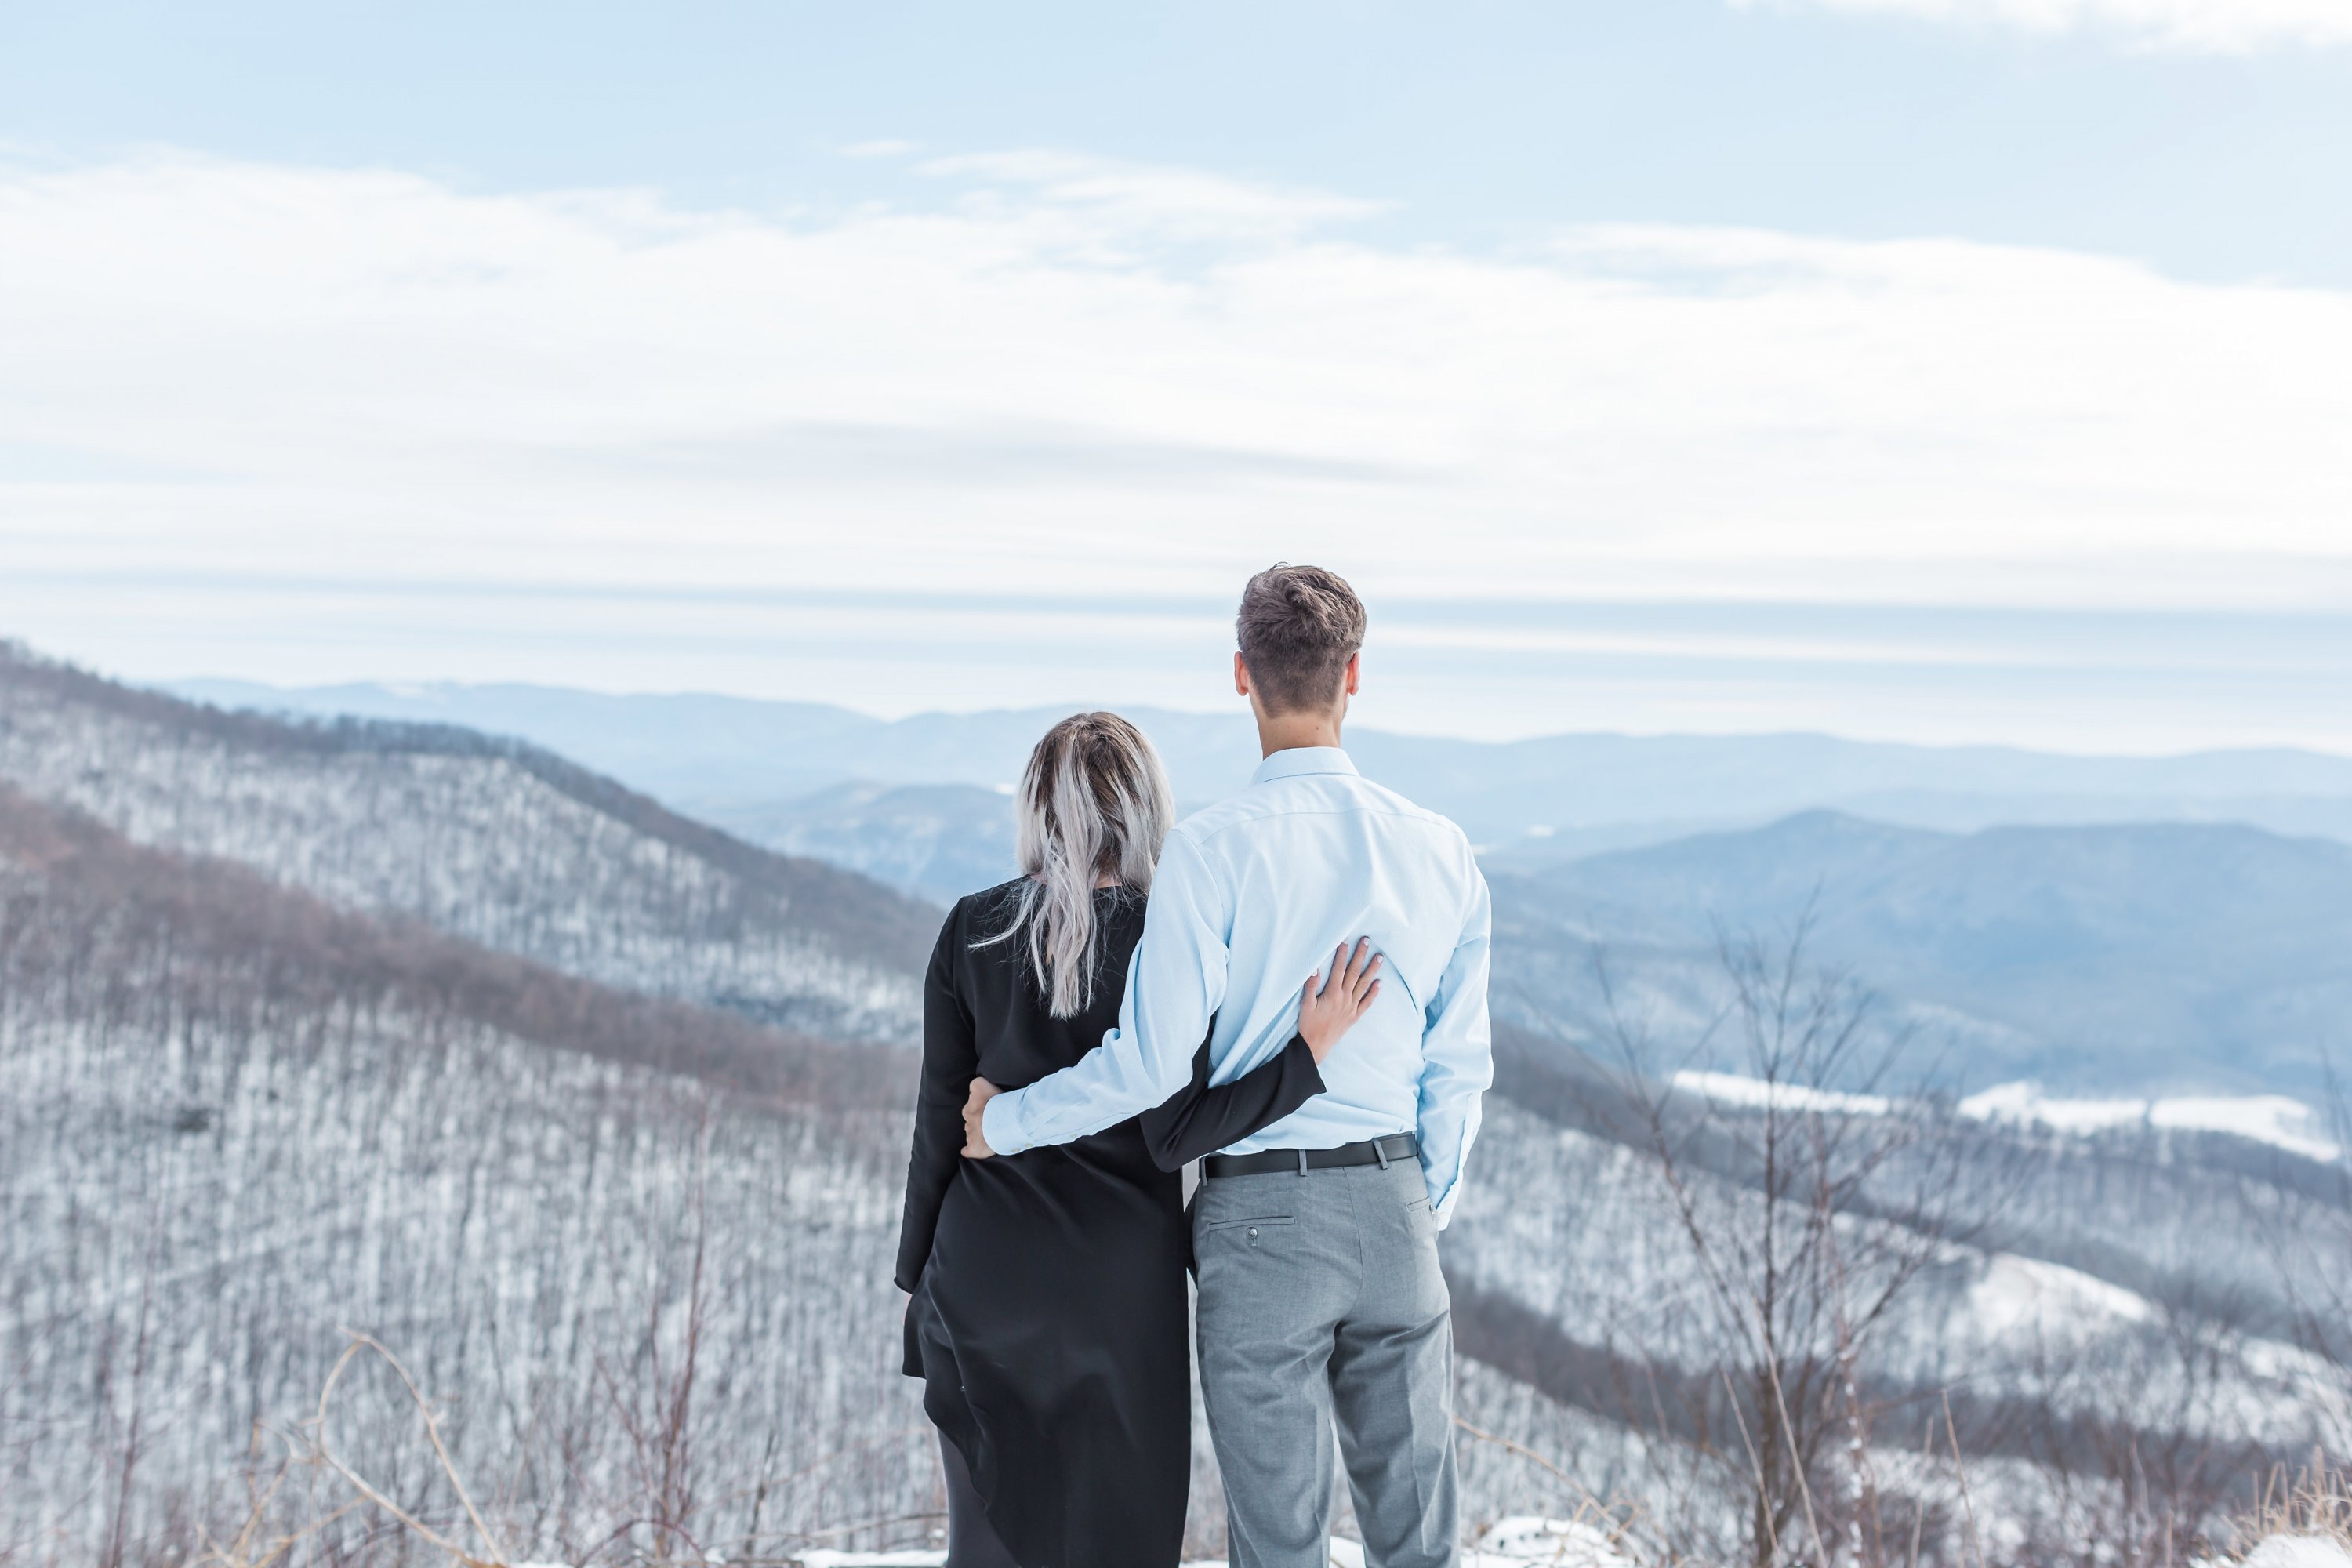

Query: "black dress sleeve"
left=894, top=905, right=977, bottom=1291
left=1136, top=1029, right=1326, bottom=1173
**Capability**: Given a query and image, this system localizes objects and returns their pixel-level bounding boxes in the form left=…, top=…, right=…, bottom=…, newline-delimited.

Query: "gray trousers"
left=1192, top=1156, right=1458, bottom=1568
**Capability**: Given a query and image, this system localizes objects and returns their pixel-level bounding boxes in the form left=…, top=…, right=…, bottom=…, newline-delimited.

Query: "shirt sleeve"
left=981, top=829, right=1230, bottom=1156
left=894, top=907, right=975, bottom=1290
left=1415, top=851, right=1493, bottom=1228
left=1137, top=1030, right=1325, bottom=1172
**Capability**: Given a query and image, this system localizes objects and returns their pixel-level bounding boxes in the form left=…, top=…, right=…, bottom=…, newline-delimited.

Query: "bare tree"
left=1570, top=913, right=1987, bottom=1568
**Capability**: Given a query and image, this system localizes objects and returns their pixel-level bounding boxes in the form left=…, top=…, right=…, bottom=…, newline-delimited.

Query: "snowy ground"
left=800, top=1515, right=1637, bottom=1567
left=799, top=1526, right=2352, bottom=1568
left=2230, top=1537, right=2352, bottom=1568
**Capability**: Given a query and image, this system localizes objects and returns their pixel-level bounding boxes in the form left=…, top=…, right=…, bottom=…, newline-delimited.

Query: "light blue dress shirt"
left=979, top=746, right=1494, bottom=1225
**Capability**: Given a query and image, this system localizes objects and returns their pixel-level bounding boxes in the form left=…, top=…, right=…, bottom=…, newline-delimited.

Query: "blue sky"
left=2, top=1, right=2348, bottom=749
left=10, top=1, right=2351, bottom=283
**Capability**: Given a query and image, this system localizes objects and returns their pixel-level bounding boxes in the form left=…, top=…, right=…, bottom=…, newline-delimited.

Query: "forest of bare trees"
left=0, top=789, right=935, bottom=1563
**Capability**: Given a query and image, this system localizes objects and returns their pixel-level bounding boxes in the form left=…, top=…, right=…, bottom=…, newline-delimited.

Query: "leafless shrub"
left=1592, top=915, right=1987, bottom=1567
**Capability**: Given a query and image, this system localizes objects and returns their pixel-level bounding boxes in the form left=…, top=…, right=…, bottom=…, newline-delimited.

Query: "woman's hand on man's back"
left=1298, top=938, right=1382, bottom=1065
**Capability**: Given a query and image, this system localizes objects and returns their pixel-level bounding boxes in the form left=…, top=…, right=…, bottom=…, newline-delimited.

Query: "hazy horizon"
left=169, top=666, right=2352, bottom=764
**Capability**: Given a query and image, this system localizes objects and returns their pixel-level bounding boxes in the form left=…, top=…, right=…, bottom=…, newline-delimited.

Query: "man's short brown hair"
left=1236, top=564, right=1366, bottom=715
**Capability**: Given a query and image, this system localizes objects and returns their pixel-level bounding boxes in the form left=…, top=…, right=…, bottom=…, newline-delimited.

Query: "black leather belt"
left=1203, top=1134, right=1417, bottom=1179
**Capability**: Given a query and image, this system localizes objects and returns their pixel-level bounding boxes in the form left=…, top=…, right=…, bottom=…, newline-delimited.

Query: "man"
left=961, top=563, right=1493, bottom=1568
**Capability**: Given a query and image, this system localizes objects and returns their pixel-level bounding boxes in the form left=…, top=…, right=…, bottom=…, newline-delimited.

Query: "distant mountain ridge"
left=2, top=645, right=937, bottom=1043
left=169, top=677, right=2352, bottom=858
left=718, top=779, right=1021, bottom=906
left=1500, top=810, right=2352, bottom=1094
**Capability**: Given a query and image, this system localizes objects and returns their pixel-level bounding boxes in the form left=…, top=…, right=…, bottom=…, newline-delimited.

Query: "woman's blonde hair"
left=980, top=711, right=1175, bottom=1017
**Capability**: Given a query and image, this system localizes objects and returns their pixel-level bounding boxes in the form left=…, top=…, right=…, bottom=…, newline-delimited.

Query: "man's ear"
left=1234, top=651, right=1252, bottom=698
left=1343, top=652, right=1361, bottom=698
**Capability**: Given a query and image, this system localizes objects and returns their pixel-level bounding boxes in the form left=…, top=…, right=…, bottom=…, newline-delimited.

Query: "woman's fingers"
left=1298, top=938, right=1384, bottom=1044
left=1336, top=939, right=1381, bottom=1010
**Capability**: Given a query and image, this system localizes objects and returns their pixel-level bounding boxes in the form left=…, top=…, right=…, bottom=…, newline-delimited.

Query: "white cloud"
left=1733, top=0, right=2352, bottom=52
left=916, top=147, right=1390, bottom=244
left=0, top=149, right=2348, bottom=738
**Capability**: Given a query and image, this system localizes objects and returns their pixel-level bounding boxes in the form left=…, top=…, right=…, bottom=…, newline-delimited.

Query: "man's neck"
left=1254, top=709, right=1345, bottom=758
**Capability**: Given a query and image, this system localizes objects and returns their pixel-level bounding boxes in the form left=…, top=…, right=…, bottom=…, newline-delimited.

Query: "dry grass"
left=1451, top=1414, right=1654, bottom=1565
left=181, top=1328, right=941, bottom=1568
left=2222, top=1452, right=2352, bottom=1561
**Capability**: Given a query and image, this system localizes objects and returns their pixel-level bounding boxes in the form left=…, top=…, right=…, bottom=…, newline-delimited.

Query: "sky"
left=2, top=0, right=2349, bottom=750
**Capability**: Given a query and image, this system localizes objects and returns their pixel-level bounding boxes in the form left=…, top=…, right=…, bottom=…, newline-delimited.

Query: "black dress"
left=895, top=882, right=1327, bottom=1568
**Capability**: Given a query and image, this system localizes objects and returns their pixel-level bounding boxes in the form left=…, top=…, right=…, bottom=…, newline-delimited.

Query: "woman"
left=894, top=712, right=1381, bottom=1568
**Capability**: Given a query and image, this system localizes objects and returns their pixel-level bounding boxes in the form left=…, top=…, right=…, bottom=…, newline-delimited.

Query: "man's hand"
left=961, top=1076, right=1003, bottom=1159
left=1298, top=937, right=1383, bottom=1064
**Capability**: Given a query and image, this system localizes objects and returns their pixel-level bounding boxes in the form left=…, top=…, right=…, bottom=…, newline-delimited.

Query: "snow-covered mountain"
left=0, top=786, right=934, bottom=1561
left=2, top=644, right=937, bottom=1043
left=10, top=643, right=2349, bottom=1564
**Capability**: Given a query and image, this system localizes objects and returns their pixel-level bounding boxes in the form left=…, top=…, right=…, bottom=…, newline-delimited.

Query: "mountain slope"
left=2, top=644, right=938, bottom=1042
left=0, top=786, right=931, bottom=1560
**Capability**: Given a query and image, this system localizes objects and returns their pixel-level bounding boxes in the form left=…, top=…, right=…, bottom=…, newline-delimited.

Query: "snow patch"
left=1672, top=1070, right=1891, bottom=1117
left=1475, top=1515, right=1640, bottom=1565
left=1960, top=1081, right=2341, bottom=1163
left=1965, top=1253, right=2154, bottom=1341
left=2240, top=1536, right=2352, bottom=1568
left=1670, top=1073, right=2342, bottom=1165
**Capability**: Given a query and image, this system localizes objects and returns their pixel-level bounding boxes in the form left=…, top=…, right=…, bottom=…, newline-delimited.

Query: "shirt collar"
left=1250, top=746, right=1359, bottom=786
